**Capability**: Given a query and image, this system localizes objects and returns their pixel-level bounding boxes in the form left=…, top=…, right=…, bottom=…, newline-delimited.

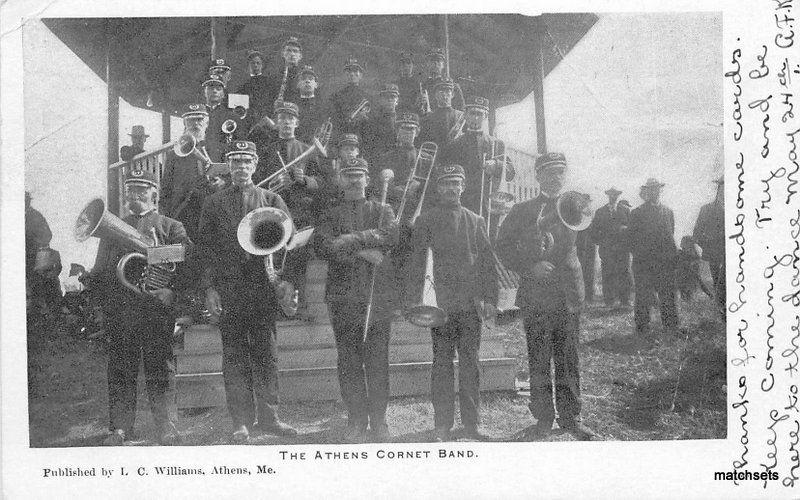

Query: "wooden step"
left=175, top=357, right=518, bottom=408
left=175, top=336, right=510, bottom=373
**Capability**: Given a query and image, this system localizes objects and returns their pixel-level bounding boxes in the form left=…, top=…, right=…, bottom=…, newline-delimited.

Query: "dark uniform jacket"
left=628, top=202, right=678, bottom=269
left=236, top=74, right=271, bottom=126
left=206, top=103, right=240, bottom=162
left=362, top=109, right=397, bottom=164
left=408, top=200, right=498, bottom=312
left=442, top=131, right=507, bottom=215
left=423, top=76, right=465, bottom=111
left=264, top=63, right=301, bottom=108
left=255, top=136, right=322, bottom=228
left=591, top=203, right=631, bottom=260
left=159, top=144, right=222, bottom=242
left=196, top=184, right=290, bottom=293
left=496, top=195, right=585, bottom=312
left=313, top=197, right=399, bottom=304
left=25, top=206, right=52, bottom=273
left=329, top=84, right=372, bottom=138
left=295, top=96, right=328, bottom=145
left=693, top=201, right=724, bottom=264
left=420, top=106, right=463, bottom=149
left=394, top=75, right=422, bottom=114
left=89, top=210, right=192, bottom=315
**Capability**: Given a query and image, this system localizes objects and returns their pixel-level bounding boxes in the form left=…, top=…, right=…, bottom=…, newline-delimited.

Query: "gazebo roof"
left=43, top=14, right=597, bottom=114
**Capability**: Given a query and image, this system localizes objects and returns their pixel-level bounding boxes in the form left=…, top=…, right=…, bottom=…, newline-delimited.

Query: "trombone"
left=348, top=99, right=370, bottom=122
left=396, top=141, right=438, bottom=225
left=255, top=136, right=328, bottom=192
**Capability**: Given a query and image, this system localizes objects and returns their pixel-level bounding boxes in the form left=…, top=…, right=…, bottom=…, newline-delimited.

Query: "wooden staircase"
left=174, top=259, right=518, bottom=408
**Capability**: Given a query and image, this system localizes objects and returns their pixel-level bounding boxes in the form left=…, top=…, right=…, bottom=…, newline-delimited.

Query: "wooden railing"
left=107, top=142, right=175, bottom=216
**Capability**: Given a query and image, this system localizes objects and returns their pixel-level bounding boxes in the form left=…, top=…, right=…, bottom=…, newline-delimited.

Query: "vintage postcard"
left=1, top=0, right=797, bottom=497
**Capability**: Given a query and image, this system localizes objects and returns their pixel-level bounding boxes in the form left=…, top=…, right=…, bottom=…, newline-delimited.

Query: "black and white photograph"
left=3, top=0, right=798, bottom=497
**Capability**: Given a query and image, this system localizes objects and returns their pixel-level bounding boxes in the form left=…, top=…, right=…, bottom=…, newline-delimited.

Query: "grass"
left=27, top=291, right=726, bottom=447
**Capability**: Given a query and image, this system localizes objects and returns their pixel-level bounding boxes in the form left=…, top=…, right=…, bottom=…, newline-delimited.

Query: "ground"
left=27, top=292, right=726, bottom=447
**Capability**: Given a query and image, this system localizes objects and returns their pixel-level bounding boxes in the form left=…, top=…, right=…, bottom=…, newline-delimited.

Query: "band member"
left=256, top=101, right=323, bottom=313
left=408, top=164, right=498, bottom=442
left=203, top=73, right=238, bottom=162
left=197, top=141, right=298, bottom=443
left=422, top=48, right=465, bottom=111
left=393, top=52, right=421, bottom=114
left=419, top=78, right=464, bottom=148
left=269, top=37, right=304, bottom=108
left=312, top=157, right=399, bottom=443
left=629, top=178, right=679, bottom=335
left=329, top=57, right=372, bottom=141
left=591, top=187, right=632, bottom=307
left=370, top=112, right=420, bottom=210
left=236, top=50, right=270, bottom=125
left=692, top=176, right=725, bottom=317
left=160, top=103, right=227, bottom=241
left=293, top=65, right=327, bottom=145
left=496, top=152, right=597, bottom=441
left=120, top=125, right=148, bottom=162
left=362, top=83, right=400, bottom=164
left=441, top=95, right=514, bottom=217
left=89, top=167, right=192, bottom=446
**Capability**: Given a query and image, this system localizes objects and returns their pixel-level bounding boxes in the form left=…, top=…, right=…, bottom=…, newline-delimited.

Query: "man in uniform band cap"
left=313, top=155, right=399, bottom=443
left=419, top=77, right=464, bottom=148
left=330, top=56, right=372, bottom=142
left=394, top=51, right=421, bottom=114
left=590, top=186, right=633, bottom=307
left=364, top=83, right=401, bottom=163
left=422, top=48, right=465, bottom=111
left=496, top=152, right=598, bottom=441
left=88, top=167, right=192, bottom=446
left=202, top=73, right=240, bottom=163
left=293, top=65, right=326, bottom=146
left=208, top=57, right=232, bottom=86
left=408, top=163, right=498, bottom=442
left=160, top=103, right=227, bottom=242
left=629, top=177, right=679, bottom=335
left=196, top=138, right=297, bottom=443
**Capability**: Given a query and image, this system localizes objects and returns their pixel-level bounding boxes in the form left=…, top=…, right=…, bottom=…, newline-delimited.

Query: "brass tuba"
left=237, top=207, right=299, bottom=317
left=74, top=198, right=175, bottom=295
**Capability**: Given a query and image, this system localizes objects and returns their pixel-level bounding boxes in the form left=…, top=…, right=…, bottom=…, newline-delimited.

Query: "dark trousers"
left=218, top=282, right=280, bottom=429
left=633, top=259, right=678, bottom=331
left=430, top=308, right=482, bottom=430
left=523, top=308, right=581, bottom=423
left=578, top=245, right=596, bottom=301
left=600, top=250, right=632, bottom=305
left=106, top=309, right=171, bottom=435
left=710, top=259, right=726, bottom=315
left=282, top=245, right=312, bottom=308
left=328, top=300, right=390, bottom=428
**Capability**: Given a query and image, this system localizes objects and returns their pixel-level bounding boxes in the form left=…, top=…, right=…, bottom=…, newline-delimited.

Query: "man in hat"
left=197, top=140, right=298, bottom=443
left=442, top=95, right=514, bottom=219
left=257, top=101, right=324, bottom=313
left=591, top=187, right=633, bottom=307
left=496, top=152, right=597, bottom=441
left=408, top=163, right=498, bottom=442
left=393, top=52, right=421, bottom=114
left=419, top=78, right=464, bottom=148
left=329, top=57, right=372, bottom=141
left=293, top=65, right=328, bottom=146
left=160, top=103, right=227, bottom=242
left=362, top=83, right=400, bottom=164
left=422, top=48, right=464, bottom=111
left=202, top=73, right=240, bottom=162
left=86, top=167, right=192, bottom=446
left=120, top=125, right=149, bottom=162
left=235, top=50, right=271, bottom=128
left=693, top=176, right=725, bottom=317
left=629, top=178, right=679, bottom=335
left=312, top=157, right=399, bottom=443
left=263, top=37, right=304, bottom=110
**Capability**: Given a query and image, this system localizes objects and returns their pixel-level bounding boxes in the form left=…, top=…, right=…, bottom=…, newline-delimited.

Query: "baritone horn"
left=74, top=198, right=176, bottom=295
left=405, top=247, right=447, bottom=328
left=533, top=191, right=594, bottom=258
left=237, top=207, right=299, bottom=317
left=221, top=119, right=237, bottom=143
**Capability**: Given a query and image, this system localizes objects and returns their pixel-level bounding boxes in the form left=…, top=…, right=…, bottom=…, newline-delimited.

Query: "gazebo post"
left=161, top=108, right=171, bottom=145
left=106, top=19, right=121, bottom=214
left=531, top=16, right=547, bottom=154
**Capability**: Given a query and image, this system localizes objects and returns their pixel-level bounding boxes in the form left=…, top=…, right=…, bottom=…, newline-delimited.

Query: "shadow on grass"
left=617, top=342, right=726, bottom=435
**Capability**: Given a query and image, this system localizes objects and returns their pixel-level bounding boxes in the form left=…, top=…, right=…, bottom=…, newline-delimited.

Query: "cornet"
left=419, top=82, right=432, bottom=115
left=174, top=133, right=212, bottom=164
left=221, top=119, right=237, bottom=144
left=314, top=117, right=333, bottom=149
